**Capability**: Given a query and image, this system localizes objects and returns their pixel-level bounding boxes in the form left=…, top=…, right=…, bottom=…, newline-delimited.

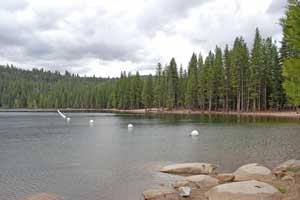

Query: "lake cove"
left=0, top=112, right=299, bottom=200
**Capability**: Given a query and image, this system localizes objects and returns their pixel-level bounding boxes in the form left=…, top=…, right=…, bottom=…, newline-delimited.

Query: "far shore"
left=0, top=108, right=299, bottom=119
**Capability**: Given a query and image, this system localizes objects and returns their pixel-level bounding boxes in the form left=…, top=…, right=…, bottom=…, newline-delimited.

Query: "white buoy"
left=57, top=110, right=66, bottom=119
left=66, top=117, right=71, bottom=122
left=190, top=130, right=199, bottom=136
left=128, top=124, right=134, bottom=128
left=89, top=119, right=94, bottom=125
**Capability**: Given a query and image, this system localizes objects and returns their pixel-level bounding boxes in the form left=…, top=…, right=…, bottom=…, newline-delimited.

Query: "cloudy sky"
left=0, top=0, right=286, bottom=77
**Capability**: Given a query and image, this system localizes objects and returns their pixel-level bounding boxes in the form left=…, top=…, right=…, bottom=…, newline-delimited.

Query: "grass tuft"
left=277, top=186, right=288, bottom=193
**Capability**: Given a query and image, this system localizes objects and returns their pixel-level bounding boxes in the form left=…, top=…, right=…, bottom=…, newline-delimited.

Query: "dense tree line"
left=1, top=0, right=299, bottom=112
left=0, top=29, right=286, bottom=111
left=0, top=66, right=114, bottom=109
left=280, top=0, right=300, bottom=111
left=110, top=29, right=285, bottom=112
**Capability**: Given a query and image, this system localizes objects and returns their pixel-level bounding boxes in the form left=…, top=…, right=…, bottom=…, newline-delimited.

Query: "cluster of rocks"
left=143, top=159, right=300, bottom=200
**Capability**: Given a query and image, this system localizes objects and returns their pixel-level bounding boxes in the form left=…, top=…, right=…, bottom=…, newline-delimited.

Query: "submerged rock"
left=23, top=193, right=63, bottom=200
left=206, top=180, right=282, bottom=200
left=234, top=163, right=274, bottom=182
left=143, top=189, right=179, bottom=200
left=160, top=163, right=217, bottom=175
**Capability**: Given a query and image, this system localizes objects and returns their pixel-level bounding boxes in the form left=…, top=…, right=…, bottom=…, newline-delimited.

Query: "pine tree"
left=142, top=74, right=154, bottom=111
left=213, top=46, right=225, bottom=110
left=269, top=42, right=284, bottom=110
left=281, top=0, right=300, bottom=111
left=250, top=28, right=264, bottom=111
left=185, top=53, right=198, bottom=109
left=205, top=51, right=215, bottom=112
left=166, top=58, right=178, bottom=109
left=134, top=72, right=143, bottom=109
left=197, top=53, right=205, bottom=110
left=154, top=63, right=164, bottom=110
left=177, top=65, right=186, bottom=107
left=223, top=45, right=231, bottom=111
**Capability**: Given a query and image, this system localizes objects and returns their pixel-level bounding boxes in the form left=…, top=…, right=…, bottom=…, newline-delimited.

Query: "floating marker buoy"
left=128, top=124, right=134, bottom=128
left=57, top=110, right=66, bottom=119
left=89, top=120, right=94, bottom=126
left=66, top=117, right=71, bottom=122
left=190, top=130, right=199, bottom=136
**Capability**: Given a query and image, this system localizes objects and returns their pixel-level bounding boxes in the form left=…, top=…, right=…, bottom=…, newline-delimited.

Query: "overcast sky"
left=0, top=0, right=286, bottom=77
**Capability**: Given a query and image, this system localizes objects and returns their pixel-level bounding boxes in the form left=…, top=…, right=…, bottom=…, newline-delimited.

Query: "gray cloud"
left=0, top=1, right=146, bottom=70
left=137, top=0, right=209, bottom=36
left=0, top=0, right=28, bottom=11
left=267, top=0, right=286, bottom=14
left=0, top=0, right=286, bottom=77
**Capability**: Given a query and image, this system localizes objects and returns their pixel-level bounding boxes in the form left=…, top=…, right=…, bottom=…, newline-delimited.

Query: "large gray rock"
left=160, top=163, right=217, bottom=175
left=206, top=180, right=282, bottom=200
left=234, top=163, right=274, bottom=182
left=185, top=175, right=219, bottom=188
left=143, top=189, right=179, bottom=200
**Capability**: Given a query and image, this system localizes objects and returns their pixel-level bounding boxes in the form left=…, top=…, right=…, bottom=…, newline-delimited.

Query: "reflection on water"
left=0, top=112, right=299, bottom=200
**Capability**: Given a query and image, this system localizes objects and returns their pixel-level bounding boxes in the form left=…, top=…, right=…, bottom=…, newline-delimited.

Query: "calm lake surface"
left=0, top=112, right=300, bottom=200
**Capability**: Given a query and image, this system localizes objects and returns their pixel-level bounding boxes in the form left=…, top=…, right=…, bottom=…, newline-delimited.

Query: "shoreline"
left=0, top=108, right=299, bottom=119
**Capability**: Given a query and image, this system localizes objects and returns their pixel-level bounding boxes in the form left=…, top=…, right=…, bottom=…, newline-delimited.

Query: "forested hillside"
left=0, top=28, right=286, bottom=111
left=112, top=28, right=285, bottom=112
left=2, top=0, right=300, bottom=113
left=0, top=66, right=114, bottom=109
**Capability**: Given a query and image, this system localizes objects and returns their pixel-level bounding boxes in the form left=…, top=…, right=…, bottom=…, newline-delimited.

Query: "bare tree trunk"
left=237, top=90, right=240, bottom=112
left=225, top=93, right=228, bottom=112
left=253, top=98, right=256, bottom=112
left=264, top=80, right=267, bottom=111
left=223, top=96, right=226, bottom=112
left=258, top=85, right=261, bottom=112
left=209, top=90, right=212, bottom=112
left=241, top=70, right=244, bottom=112
left=246, top=90, right=250, bottom=112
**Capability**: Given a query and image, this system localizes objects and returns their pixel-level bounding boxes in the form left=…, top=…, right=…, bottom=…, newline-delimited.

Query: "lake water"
left=0, top=112, right=299, bottom=200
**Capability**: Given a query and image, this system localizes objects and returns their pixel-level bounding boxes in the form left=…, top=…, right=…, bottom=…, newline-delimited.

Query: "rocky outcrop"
left=160, top=163, right=217, bottom=175
left=144, top=160, right=300, bottom=200
left=206, top=180, right=282, bottom=200
left=273, top=160, right=300, bottom=178
left=23, top=193, right=64, bottom=200
left=234, top=163, right=275, bottom=182
left=172, top=175, right=219, bottom=190
left=143, top=189, right=179, bottom=200
left=185, top=175, right=219, bottom=188
left=274, top=160, right=300, bottom=171
left=217, top=173, right=235, bottom=183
